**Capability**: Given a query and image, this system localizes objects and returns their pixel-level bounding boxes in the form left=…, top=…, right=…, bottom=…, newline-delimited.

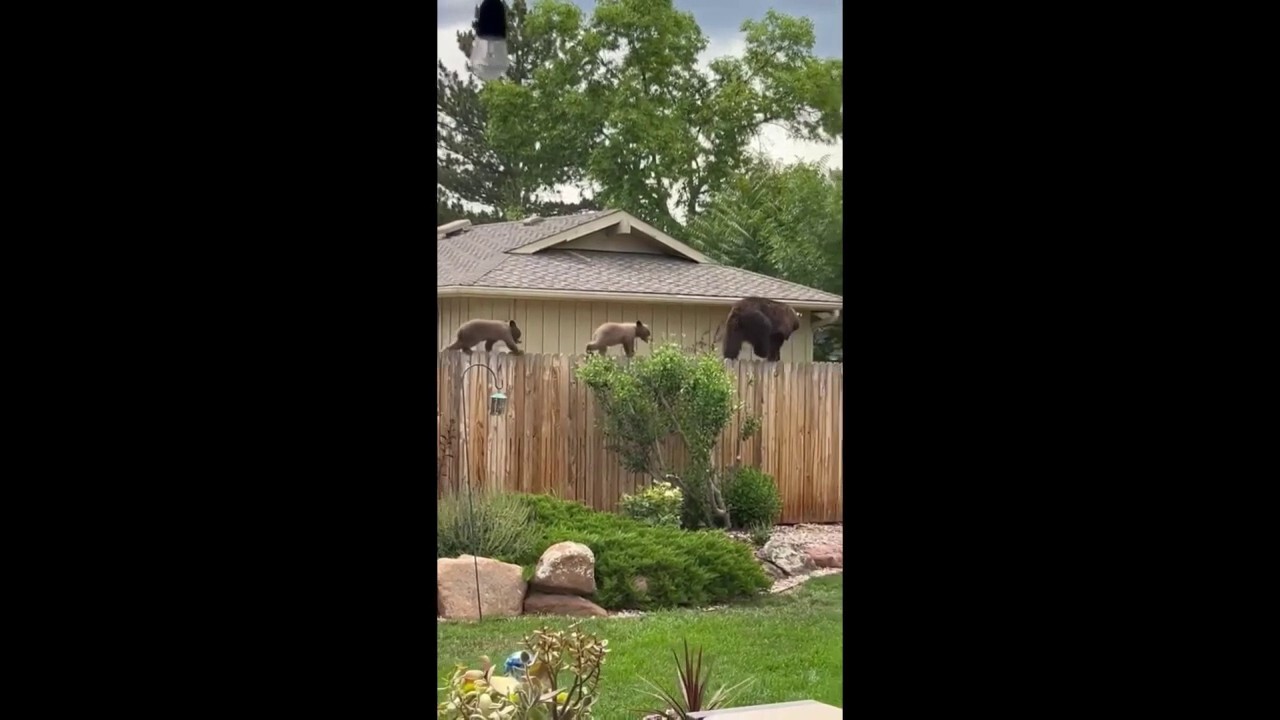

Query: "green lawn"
left=437, top=575, right=843, bottom=719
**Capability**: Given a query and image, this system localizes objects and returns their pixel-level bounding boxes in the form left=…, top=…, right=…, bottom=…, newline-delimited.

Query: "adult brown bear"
left=722, top=297, right=802, bottom=361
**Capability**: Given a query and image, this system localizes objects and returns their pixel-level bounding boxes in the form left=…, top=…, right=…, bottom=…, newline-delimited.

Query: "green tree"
left=435, top=186, right=503, bottom=226
left=437, top=0, right=599, bottom=220
left=685, top=157, right=844, bottom=360
left=480, top=0, right=842, bottom=233
left=576, top=344, right=760, bottom=528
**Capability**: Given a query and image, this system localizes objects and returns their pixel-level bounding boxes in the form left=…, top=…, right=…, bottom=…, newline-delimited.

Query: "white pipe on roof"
left=437, top=219, right=471, bottom=236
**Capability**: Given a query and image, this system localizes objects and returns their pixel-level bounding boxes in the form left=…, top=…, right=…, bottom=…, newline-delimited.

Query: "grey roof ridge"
left=474, top=207, right=620, bottom=235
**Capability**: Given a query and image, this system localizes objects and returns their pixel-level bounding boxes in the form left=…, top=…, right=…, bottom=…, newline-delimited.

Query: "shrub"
left=437, top=487, right=535, bottom=561
left=577, top=344, right=746, bottom=528
left=509, top=494, right=771, bottom=610
left=619, top=480, right=683, bottom=528
left=723, top=467, right=782, bottom=530
left=747, top=522, right=772, bottom=548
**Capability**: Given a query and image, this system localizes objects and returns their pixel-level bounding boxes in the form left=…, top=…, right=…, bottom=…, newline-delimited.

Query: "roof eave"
left=436, top=285, right=843, bottom=310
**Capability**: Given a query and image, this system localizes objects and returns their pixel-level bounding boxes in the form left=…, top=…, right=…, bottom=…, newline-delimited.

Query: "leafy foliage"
left=438, top=626, right=610, bottom=719
left=504, top=495, right=771, bottom=610
left=436, top=187, right=504, bottom=226
left=722, top=467, right=783, bottom=531
left=640, top=640, right=754, bottom=719
left=576, top=344, right=742, bottom=528
left=480, top=0, right=842, bottom=232
left=619, top=480, right=683, bottom=529
left=437, top=487, right=536, bottom=562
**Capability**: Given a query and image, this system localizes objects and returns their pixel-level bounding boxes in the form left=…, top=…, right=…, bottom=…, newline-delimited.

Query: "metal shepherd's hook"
left=457, top=358, right=508, bottom=622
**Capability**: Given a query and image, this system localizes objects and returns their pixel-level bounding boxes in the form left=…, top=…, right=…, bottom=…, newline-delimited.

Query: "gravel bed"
left=768, top=567, right=842, bottom=594
left=768, top=523, right=843, bottom=548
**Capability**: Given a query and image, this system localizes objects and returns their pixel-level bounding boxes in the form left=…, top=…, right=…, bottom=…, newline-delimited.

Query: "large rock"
left=531, top=541, right=596, bottom=596
left=759, top=539, right=817, bottom=577
left=759, top=560, right=787, bottom=580
left=805, top=543, right=843, bottom=569
left=524, top=591, right=608, bottom=617
left=438, top=555, right=527, bottom=620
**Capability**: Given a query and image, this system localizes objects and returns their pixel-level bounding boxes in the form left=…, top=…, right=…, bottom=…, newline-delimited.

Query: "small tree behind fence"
left=576, top=344, right=750, bottom=528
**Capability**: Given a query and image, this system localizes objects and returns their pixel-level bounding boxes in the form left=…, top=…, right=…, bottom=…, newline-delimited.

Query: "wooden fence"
left=436, top=352, right=843, bottom=524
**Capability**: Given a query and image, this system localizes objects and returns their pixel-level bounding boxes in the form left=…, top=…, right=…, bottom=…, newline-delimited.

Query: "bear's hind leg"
left=766, top=333, right=788, bottom=361
left=723, top=330, right=746, bottom=359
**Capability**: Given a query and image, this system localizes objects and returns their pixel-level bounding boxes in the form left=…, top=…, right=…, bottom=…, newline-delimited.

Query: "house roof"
left=437, top=210, right=843, bottom=309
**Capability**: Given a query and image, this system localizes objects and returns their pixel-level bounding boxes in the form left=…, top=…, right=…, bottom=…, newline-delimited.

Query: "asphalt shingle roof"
left=437, top=210, right=842, bottom=305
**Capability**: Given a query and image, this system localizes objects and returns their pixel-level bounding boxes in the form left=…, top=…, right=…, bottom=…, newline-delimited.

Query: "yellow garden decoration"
left=437, top=625, right=610, bottom=719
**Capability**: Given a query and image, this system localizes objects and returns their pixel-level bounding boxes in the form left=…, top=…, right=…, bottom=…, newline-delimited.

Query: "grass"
left=436, top=575, right=843, bottom=719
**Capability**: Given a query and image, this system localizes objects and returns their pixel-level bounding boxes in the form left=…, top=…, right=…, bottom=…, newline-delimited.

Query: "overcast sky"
left=438, top=0, right=842, bottom=211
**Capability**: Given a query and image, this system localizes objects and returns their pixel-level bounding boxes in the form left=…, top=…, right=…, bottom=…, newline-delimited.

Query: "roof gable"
left=506, top=211, right=712, bottom=263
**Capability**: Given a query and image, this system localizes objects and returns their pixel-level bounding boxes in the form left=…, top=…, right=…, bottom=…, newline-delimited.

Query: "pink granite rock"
left=804, top=543, right=843, bottom=569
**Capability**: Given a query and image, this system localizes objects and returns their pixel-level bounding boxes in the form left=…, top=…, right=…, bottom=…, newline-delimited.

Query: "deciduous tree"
left=480, top=0, right=842, bottom=232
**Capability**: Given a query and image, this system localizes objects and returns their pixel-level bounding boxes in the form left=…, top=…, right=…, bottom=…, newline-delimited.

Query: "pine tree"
left=436, top=0, right=598, bottom=222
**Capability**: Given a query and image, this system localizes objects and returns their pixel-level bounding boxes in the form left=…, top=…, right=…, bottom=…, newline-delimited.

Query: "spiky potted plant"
left=639, top=640, right=754, bottom=719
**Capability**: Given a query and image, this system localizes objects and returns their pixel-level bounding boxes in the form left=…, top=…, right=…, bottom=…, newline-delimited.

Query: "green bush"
left=723, top=467, right=783, bottom=530
left=505, top=494, right=771, bottom=610
left=437, top=487, right=535, bottom=561
left=576, top=344, right=744, bottom=529
left=619, top=480, right=683, bottom=528
left=747, top=522, right=772, bottom=547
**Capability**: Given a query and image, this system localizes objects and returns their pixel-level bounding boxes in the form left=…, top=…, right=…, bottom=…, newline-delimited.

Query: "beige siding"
left=438, top=296, right=816, bottom=362
left=558, top=230, right=669, bottom=255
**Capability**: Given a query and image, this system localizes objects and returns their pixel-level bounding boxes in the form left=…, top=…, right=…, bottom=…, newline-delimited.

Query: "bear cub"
left=586, top=320, right=651, bottom=357
left=444, top=319, right=524, bottom=355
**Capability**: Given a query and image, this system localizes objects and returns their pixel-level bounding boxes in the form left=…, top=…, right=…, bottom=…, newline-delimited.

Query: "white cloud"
left=437, top=24, right=471, bottom=74
left=697, top=34, right=748, bottom=71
